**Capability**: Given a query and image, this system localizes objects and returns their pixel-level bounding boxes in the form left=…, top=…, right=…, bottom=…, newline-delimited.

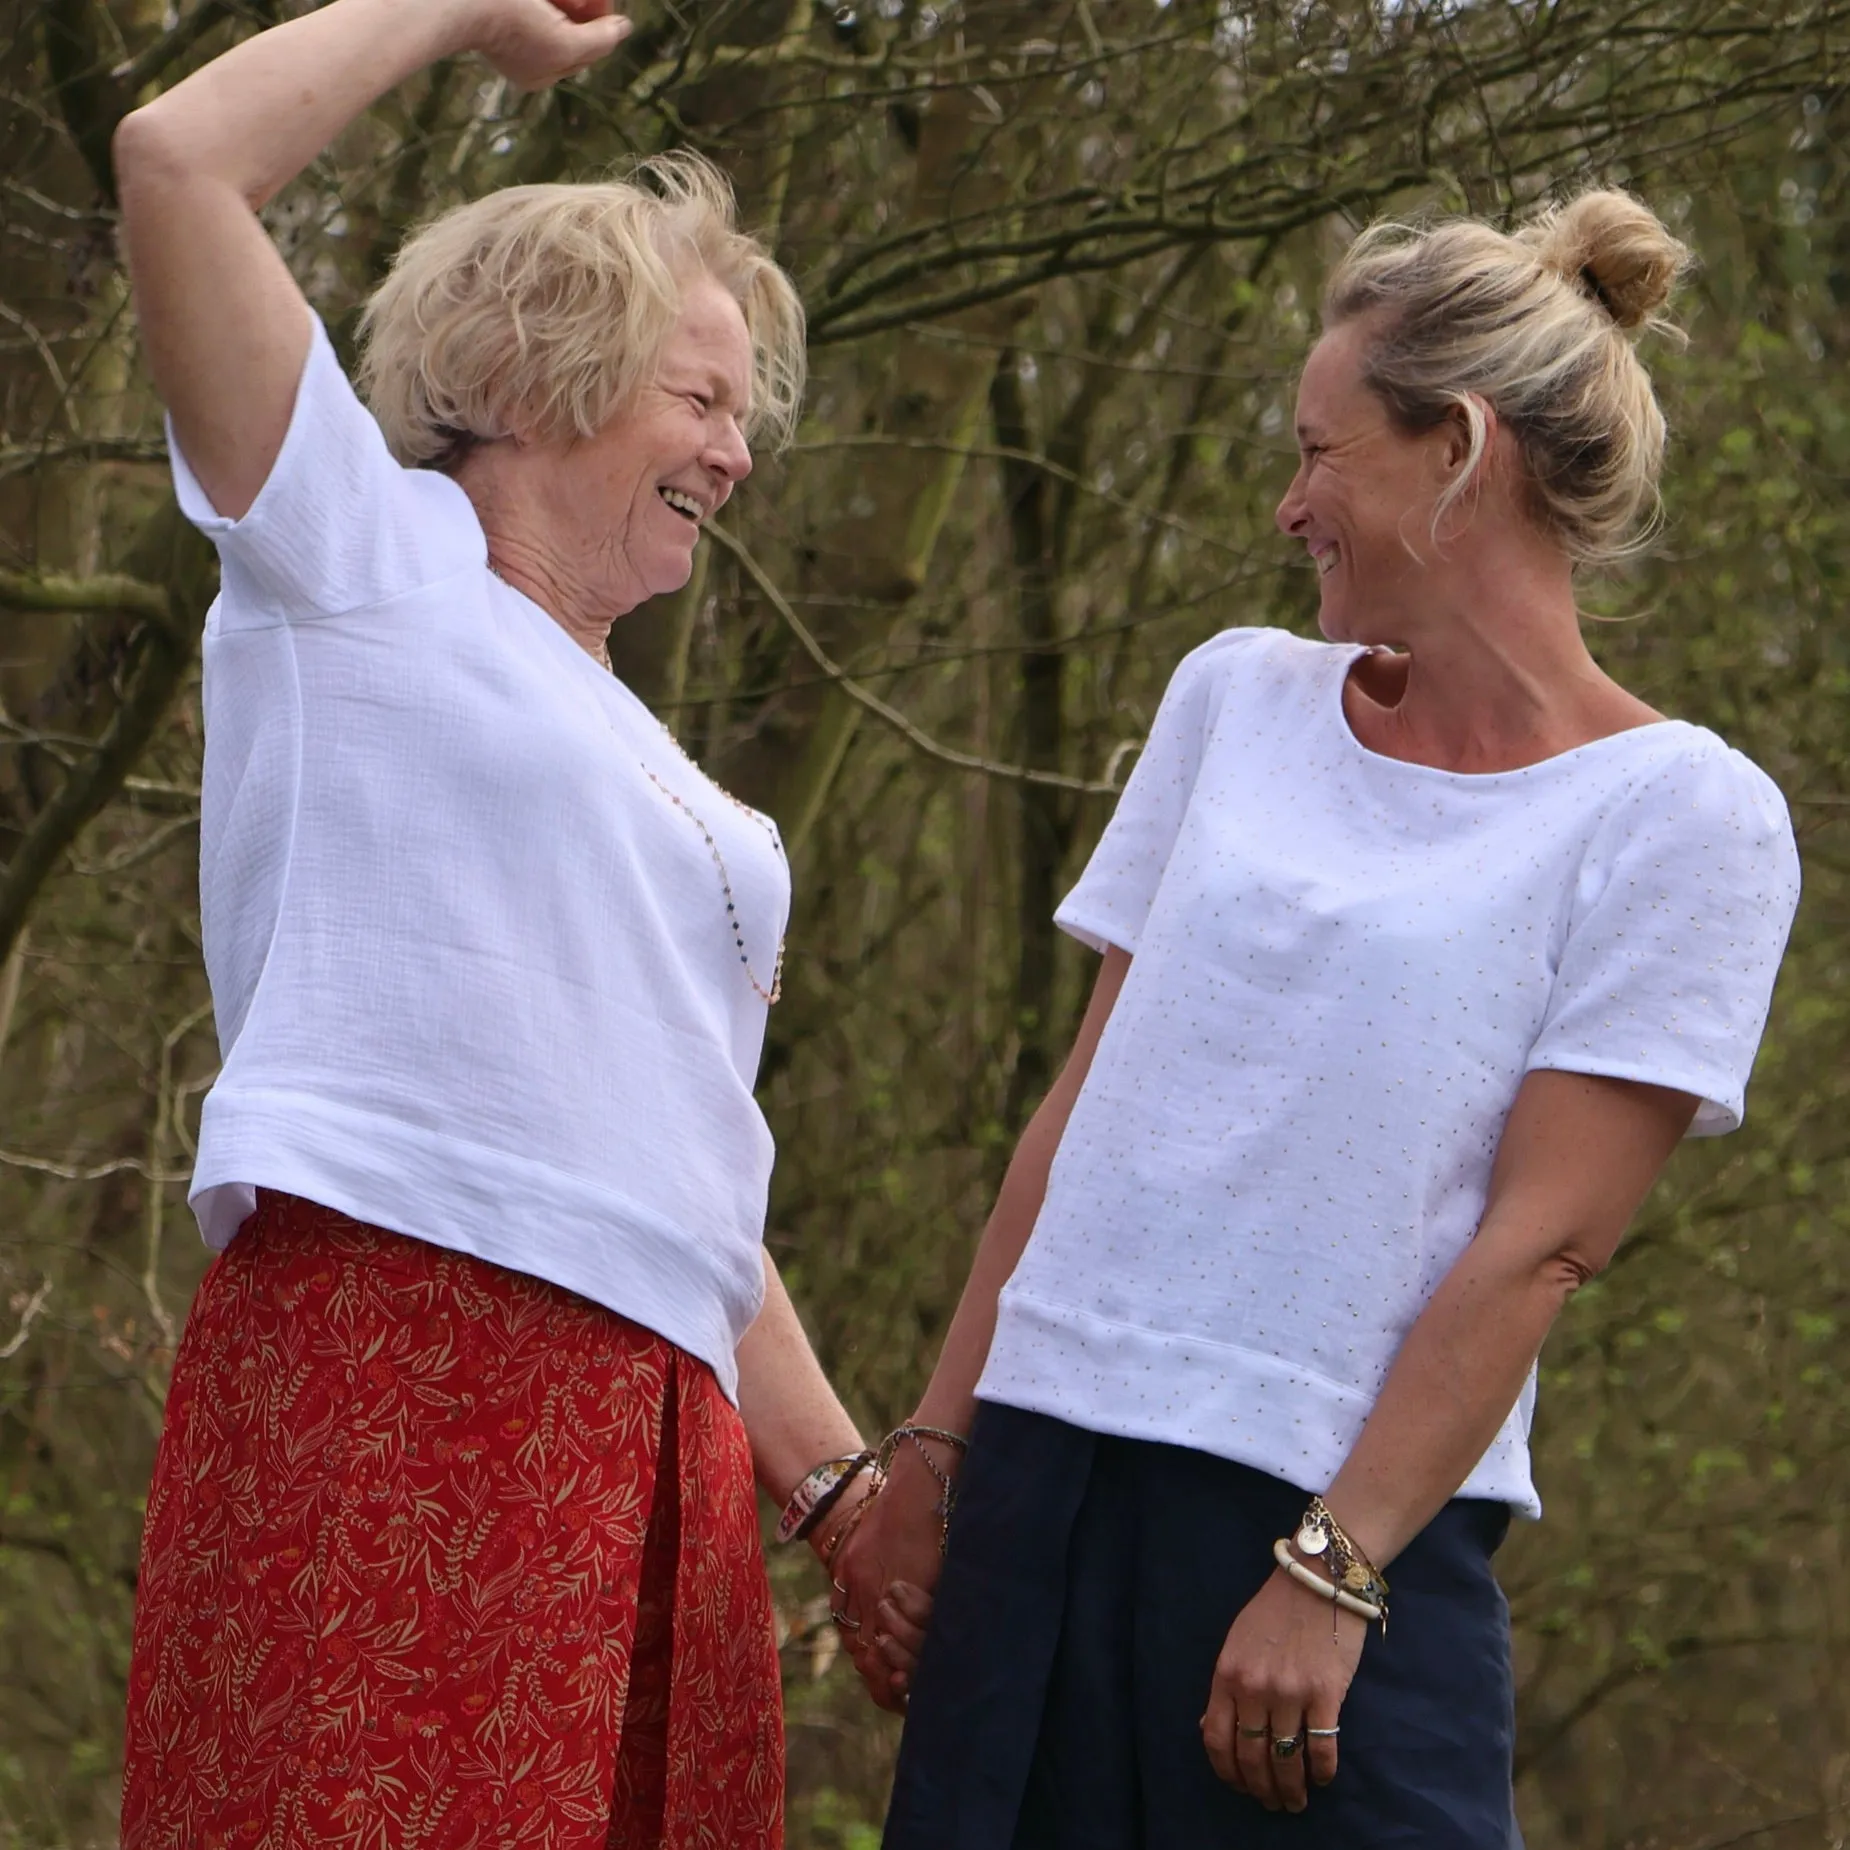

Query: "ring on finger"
left=1272, top=1735, right=1301, bottom=1759
left=1306, top=1726, right=1340, bottom=1739
left=830, top=1609, right=861, bottom=1632
left=1237, top=1725, right=1270, bottom=1740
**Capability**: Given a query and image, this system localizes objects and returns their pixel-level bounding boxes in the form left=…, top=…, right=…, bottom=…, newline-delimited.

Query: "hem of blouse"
left=978, top=1286, right=1544, bottom=1520
left=187, top=1084, right=761, bottom=1403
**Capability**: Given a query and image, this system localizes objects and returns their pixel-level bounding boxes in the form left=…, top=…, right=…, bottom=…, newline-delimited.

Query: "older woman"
left=112, top=3, right=866, bottom=1845
left=837, top=191, right=1802, bottom=1846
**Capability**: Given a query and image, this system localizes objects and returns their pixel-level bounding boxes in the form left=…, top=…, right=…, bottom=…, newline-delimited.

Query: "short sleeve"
left=1054, top=632, right=1236, bottom=955
left=1524, top=744, right=1801, bottom=1136
left=168, top=314, right=481, bottom=623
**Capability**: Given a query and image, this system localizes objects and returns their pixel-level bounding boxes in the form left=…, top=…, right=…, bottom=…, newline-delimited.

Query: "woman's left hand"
left=1199, top=1569, right=1366, bottom=1812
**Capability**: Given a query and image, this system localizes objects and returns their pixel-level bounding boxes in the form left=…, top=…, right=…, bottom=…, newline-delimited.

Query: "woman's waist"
left=189, top=1085, right=769, bottom=1399
left=976, top=1306, right=1542, bottom=1517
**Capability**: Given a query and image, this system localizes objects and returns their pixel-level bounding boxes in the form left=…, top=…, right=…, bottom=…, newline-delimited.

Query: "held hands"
left=824, top=1443, right=951, bottom=1713
left=1199, top=1567, right=1366, bottom=1814
left=461, top=0, right=633, bottom=90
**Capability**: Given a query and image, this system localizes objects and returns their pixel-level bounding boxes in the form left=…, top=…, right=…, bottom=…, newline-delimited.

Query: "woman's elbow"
left=1537, top=1239, right=1611, bottom=1307
left=112, top=102, right=190, bottom=209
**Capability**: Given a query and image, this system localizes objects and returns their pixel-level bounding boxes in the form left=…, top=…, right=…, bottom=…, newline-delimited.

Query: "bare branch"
left=0, top=1277, right=53, bottom=1361
left=0, top=566, right=174, bottom=629
left=113, top=0, right=240, bottom=92
left=704, top=522, right=1130, bottom=796
left=0, top=1148, right=190, bottom=1185
left=0, top=440, right=170, bottom=485
left=0, top=616, right=193, bottom=963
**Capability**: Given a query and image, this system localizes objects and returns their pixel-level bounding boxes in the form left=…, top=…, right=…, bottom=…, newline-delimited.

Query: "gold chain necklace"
left=489, top=561, right=786, bottom=1004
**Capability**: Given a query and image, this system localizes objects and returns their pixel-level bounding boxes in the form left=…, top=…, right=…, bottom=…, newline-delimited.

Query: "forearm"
left=1319, top=1071, right=1696, bottom=1572
left=912, top=1100, right=1065, bottom=1432
left=114, top=0, right=494, bottom=515
left=914, top=945, right=1130, bottom=1433
left=1319, top=1224, right=1574, bottom=1570
left=118, top=0, right=481, bottom=209
left=734, top=1251, right=863, bottom=1508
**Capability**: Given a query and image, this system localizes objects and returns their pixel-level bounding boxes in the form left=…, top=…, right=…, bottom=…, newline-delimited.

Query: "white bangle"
left=1272, top=1537, right=1385, bottom=1624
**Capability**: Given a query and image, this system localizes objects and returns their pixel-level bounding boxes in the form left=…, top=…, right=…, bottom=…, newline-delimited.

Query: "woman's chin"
left=641, top=548, right=697, bottom=601
left=1314, top=589, right=1352, bottom=643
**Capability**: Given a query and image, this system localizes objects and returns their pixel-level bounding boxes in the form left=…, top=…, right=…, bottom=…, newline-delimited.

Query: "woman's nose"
left=709, top=416, right=752, bottom=484
left=1275, top=469, right=1307, bottom=536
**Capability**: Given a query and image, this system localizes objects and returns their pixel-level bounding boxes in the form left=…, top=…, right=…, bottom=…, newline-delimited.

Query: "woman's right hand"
left=830, top=1442, right=954, bottom=1713
left=464, top=0, right=633, bottom=92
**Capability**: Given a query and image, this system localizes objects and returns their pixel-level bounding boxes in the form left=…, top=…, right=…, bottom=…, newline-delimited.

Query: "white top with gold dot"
left=977, top=626, right=1799, bottom=1515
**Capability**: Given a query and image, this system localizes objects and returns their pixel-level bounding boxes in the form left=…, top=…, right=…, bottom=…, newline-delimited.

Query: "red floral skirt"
left=121, top=1192, right=782, bottom=1850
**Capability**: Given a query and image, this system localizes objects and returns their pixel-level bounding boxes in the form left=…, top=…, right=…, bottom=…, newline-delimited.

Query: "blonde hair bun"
left=1521, top=189, right=1691, bottom=332
left=1323, top=187, right=1693, bottom=567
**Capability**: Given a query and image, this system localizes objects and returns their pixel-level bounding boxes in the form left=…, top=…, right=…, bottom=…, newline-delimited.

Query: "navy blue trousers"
left=883, top=1404, right=1522, bottom=1850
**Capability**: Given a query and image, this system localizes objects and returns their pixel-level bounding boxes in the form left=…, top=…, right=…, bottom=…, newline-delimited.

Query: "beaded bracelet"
left=873, top=1424, right=968, bottom=1553
left=775, top=1449, right=874, bottom=1545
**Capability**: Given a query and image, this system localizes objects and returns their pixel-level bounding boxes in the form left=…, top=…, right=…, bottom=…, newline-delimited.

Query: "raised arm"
left=113, top=0, right=630, bottom=519
left=1201, top=1065, right=1697, bottom=1811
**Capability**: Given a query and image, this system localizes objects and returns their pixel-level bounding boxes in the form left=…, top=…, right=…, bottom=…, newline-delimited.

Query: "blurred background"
left=2, top=0, right=1847, bottom=1843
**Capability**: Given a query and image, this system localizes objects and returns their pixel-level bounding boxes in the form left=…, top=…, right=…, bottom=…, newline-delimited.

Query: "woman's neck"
left=1343, top=540, right=1661, bottom=775
left=458, top=445, right=631, bottom=667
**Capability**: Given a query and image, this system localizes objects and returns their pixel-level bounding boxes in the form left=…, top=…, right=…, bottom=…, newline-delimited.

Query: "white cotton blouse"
left=977, top=626, right=1800, bottom=1514
left=172, top=318, right=790, bottom=1400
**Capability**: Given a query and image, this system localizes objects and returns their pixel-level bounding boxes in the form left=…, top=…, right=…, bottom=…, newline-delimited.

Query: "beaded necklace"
left=490, top=562, right=786, bottom=1004
left=637, top=735, right=786, bottom=1006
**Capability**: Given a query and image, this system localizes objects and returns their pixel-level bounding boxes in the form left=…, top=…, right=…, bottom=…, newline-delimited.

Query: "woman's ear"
left=1443, top=394, right=1495, bottom=474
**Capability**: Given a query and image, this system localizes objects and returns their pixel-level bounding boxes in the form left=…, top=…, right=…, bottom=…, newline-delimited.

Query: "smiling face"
left=530, top=271, right=756, bottom=614
left=1274, top=317, right=1461, bottom=644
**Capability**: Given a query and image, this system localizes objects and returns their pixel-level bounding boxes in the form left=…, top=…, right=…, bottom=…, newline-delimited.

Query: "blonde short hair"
left=357, top=152, right=805, bottom=467
left=1323, top=189, right=1691, bottom=566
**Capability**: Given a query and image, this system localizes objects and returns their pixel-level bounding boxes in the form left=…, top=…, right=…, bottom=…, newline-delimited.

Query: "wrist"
left=774, top=1445, right=873, bottom=1548
left=434, top=0, right=510, bottom=62
left=807, top=1472, right=876, bottom=1566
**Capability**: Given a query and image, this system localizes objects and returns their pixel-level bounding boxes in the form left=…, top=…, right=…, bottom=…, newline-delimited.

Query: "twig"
left=1685, top=1811, right=1827, bottom=1850
left=143, top=999, right=214, bottom=1349
left=0, top=439, right=170, bottom=485
left=0, top=930, right=24, bottom=1067
left=0, top=566, right=174, bottom=630
left=112, top=0, right=239, bottom=91
left=0, top=306, right=80, bottom=431
left=703, top=523, right=1129, bottom=796
left=0, top=1277, right=54, bottom=1361
left=0, top=614, right=192, bottom=964
left=0, top=1148, right=190, bottom=1184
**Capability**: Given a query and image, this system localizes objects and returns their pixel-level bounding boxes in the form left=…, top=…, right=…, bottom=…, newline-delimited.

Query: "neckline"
left=1328, top=644, right=1688, bottom=783
left=484, top=555, right=616, bottom=682
left=484, top=556, right=783, bottom=837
